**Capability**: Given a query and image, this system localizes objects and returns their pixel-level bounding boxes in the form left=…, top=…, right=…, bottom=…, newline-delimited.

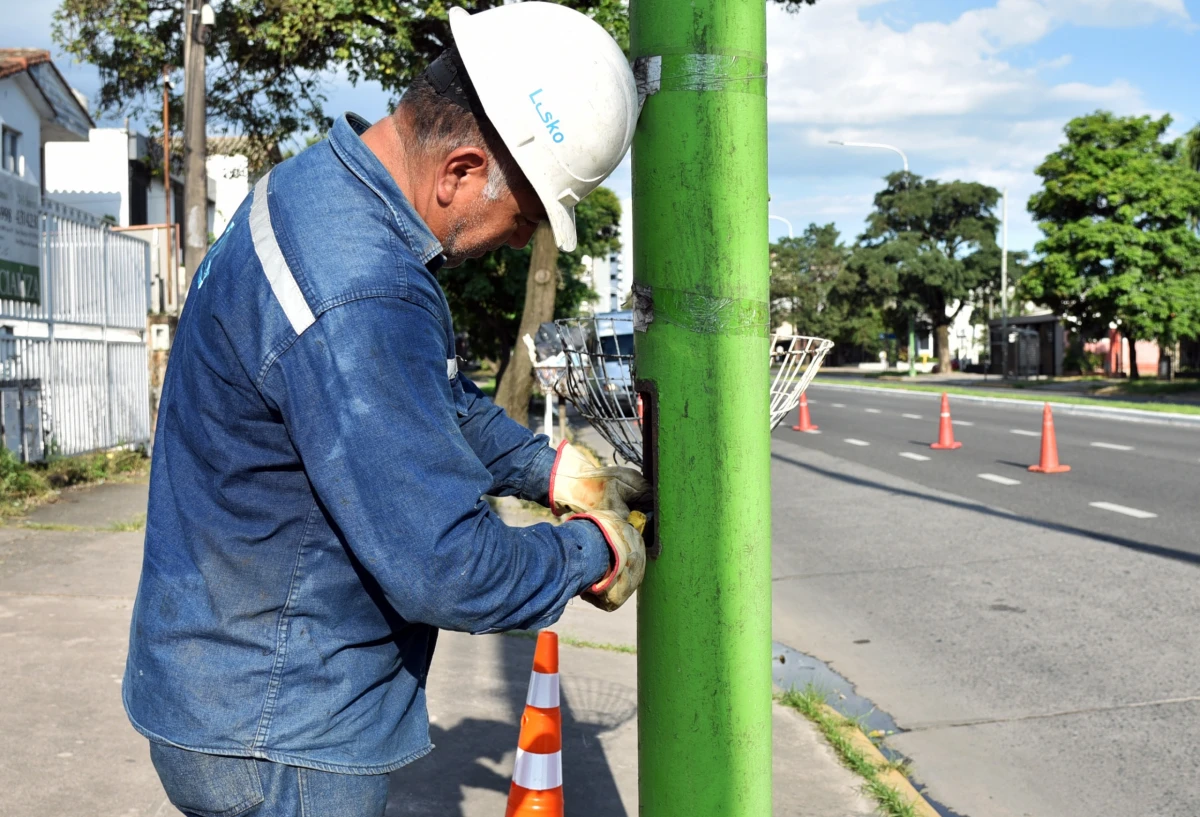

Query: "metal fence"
left=0, top=200, right=151, bottom=459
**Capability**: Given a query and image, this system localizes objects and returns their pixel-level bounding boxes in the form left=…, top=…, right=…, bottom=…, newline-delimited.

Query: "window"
left=1, top=126, right=20, bottom=175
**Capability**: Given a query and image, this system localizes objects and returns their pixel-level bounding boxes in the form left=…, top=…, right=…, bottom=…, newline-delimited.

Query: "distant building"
left=0, top=49, right=94, bottom=190
left=43, top=128, right=251, bottom=240
left=580, top=198, right=632, bottom=314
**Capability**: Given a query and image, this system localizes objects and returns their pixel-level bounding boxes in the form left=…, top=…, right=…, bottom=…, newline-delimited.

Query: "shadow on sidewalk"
left=386, top=634, right=635, bottom=816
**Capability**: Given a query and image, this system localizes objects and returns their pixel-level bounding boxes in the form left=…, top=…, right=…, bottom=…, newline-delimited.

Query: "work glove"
left=570, top=510, right=648, bottom=612
left=549, top=441, right=651, bottom=517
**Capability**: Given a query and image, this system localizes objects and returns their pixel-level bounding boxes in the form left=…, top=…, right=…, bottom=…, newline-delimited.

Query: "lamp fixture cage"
left=546, top=315, right=832, bottom=467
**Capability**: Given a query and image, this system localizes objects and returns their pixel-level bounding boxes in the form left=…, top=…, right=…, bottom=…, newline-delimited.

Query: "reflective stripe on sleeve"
left=512, top=748, right=563, bottom=791
left=525, top=670, right=560, bottom=709
left=250, top=173, right=316, bottom=336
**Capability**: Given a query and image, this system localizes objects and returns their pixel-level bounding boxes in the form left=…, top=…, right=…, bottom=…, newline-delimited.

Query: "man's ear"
left=436, top=146, right=490, bottom=207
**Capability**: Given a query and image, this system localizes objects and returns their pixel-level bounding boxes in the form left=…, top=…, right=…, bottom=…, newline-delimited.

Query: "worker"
left=122, top=5, right=646, bottom=815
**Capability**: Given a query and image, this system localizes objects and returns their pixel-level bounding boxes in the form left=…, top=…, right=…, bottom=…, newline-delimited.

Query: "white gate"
left=0, top=199, right=151, bottom=459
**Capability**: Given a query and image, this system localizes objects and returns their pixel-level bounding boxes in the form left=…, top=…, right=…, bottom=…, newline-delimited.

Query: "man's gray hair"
left=398, top=76, right=521, bottom=202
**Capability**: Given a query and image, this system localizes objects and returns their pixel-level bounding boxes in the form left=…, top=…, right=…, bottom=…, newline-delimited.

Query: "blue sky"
left=8, top=0, right=1199, bottom=254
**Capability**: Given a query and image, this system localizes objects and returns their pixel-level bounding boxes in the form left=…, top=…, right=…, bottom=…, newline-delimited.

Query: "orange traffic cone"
left=929, top=393, right=962, bottom=450
left=791, top=393, right=818, bottom=432
left=505, top=631, right=564, bottom=817
left=1028, top=403, right=1070, bottom=474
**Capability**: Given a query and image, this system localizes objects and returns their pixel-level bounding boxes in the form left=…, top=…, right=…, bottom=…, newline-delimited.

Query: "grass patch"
left=502, top=629, right=637, bottom=655
left=779, top=686, right=924, bottom=817
left=0, top=447, right=149, bottom=517
left=821, top=379, right=1200, bottom=415
left=18, top=522, right=84, bottom=532
left=108, top=512, right=147, bottom=532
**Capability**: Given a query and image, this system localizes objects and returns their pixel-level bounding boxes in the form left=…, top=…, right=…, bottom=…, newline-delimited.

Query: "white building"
left=44, top=127, right=249, bottom=239
left=0, top=49, right=94, bottom=190
left=581, top=197, right=633, bottom=314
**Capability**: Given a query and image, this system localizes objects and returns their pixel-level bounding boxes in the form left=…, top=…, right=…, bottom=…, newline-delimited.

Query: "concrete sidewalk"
left=1, top=478, right=875, bottom=817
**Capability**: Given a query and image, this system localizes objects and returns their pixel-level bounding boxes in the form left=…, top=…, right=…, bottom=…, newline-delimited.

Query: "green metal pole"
left=631, top=0, right=771, bottom=814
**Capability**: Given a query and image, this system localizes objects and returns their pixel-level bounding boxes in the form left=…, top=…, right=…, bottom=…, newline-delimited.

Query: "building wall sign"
left=0, top=173, right=41, bottom=304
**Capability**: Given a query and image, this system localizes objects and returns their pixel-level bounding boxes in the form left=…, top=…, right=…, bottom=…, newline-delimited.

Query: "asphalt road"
left=769, top=384, right=1200, bottom=817
left=794, top=384, right=1200, bottom=561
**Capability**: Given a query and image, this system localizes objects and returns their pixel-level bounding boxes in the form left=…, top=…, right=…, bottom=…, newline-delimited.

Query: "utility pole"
left=632, top=1, right=771, bottom=815
left=182, top=0, right=214, bottom=288
left=161, top=66, right=174, bottom=299
left=1000, top=187, right=1009, bottom=379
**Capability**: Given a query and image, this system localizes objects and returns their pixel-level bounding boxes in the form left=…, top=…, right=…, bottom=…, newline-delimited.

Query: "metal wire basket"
left=769, top=334, right=835, bottom=430
left=552, top=315, right=833, bottom=467
left=552, top=315, right=642, bottom=464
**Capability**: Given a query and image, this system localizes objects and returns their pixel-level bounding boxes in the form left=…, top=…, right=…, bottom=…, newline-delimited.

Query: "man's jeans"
left=150, top=742, right=389, bottom=817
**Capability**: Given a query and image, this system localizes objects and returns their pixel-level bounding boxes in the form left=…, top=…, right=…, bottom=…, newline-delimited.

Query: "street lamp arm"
left=768, top=214, right=794, bottom=239
left=828, top=140, right=909, bottom=174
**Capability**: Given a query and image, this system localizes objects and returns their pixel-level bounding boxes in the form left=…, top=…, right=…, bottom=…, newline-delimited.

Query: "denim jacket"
left=123, top=114, right=610, bottom=774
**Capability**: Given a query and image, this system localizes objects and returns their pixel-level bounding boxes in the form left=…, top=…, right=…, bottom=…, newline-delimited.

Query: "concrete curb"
left=810, top=381, right=1200, bottom=429
left=817, top=703, right=940, bottom=817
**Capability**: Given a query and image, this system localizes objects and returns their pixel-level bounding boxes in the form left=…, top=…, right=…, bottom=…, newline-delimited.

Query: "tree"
left=1025, top=112, right=1200, bottom=378
left=852, top=172, right=1001, bottom=372
left=1185, top=125, right=1200, bottom=173
left=769, top=223, right=892, bottom=357
left=53, top=0, right=815, bottom=149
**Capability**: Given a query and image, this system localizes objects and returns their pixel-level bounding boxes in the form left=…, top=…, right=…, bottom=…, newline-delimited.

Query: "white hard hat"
left=449, top=3, right=638, bottom=253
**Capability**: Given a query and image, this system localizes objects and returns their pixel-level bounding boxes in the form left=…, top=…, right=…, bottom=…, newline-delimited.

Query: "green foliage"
left=847, top=172, right=1012, bottom=366
left=53, top=0, right=816, bottom=147
left=770, top=223, right=885, bottom=351
left=43, top=448, right=146, bottom=489
left=52, top=0, right=633, bottom=147
left=1185, top=125, right=1200, bottom=174
left=1024, top=112, right=1200, bottom=366
left=0, top=448, right=48, bottom=500
left=0, top=447, right=147, bottom=513
left=439, top=187, right=619, bottom=367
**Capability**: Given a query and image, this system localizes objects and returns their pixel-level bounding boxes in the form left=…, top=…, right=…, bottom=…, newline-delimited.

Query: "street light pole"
left=830, top=139, right=914, bottom=376
left=769, top=214, right=794, bottom=240
left=182, top=0, right=213, bottom=289
left=1000, top=187, right=1009, bottom=379
left=829, top=140, right=908, bottom=174
left=632, top=0, right=771, bottom=813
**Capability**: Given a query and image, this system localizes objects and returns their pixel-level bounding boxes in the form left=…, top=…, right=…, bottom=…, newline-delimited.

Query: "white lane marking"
left=844, top=438, right=870, bottom=447
left=902, top=413, right=923, bottom=420
left=831, top=403, right=847, bottom=408
left=955, top=421, right=975, bottom=426
left=1089, top=501, right=1157, bottom=519
left=1010, top=429, right=1040, bottom=437
left=899, top=452, right=931, bottom=461
left=978, top=473, right=1021, bottom=486
left=865, top=408, right=882, bottom=414
left=1090, top=442, right=1134, bottom=451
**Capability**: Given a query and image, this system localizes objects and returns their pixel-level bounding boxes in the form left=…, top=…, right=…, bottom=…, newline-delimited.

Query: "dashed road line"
left=844, top=438, right=870, bottom=447
left=1089, top=502, right=1157, bottom=519
left=831, top=402, right=846, bottom=408
left=901, top=413, right=923, bottom=420
left=899, top=452, right=931, bottom=462
left=1010, top=429, right=1040, bottom=437
left=1090, top=442, right=1134, bottom=451
left=978, top=473, right=1021, bottom=486
left=865, top=408, right=882, bottom=414
left=955, top=421, right=975, bottom=426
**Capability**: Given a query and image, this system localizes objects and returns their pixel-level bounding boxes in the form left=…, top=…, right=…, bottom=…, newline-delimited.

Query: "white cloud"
left=762, top=0, right=1190, bottom=249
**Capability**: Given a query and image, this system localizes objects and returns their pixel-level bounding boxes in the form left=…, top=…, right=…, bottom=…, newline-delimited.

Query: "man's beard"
left=440, top=199, right=494, bottom=267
